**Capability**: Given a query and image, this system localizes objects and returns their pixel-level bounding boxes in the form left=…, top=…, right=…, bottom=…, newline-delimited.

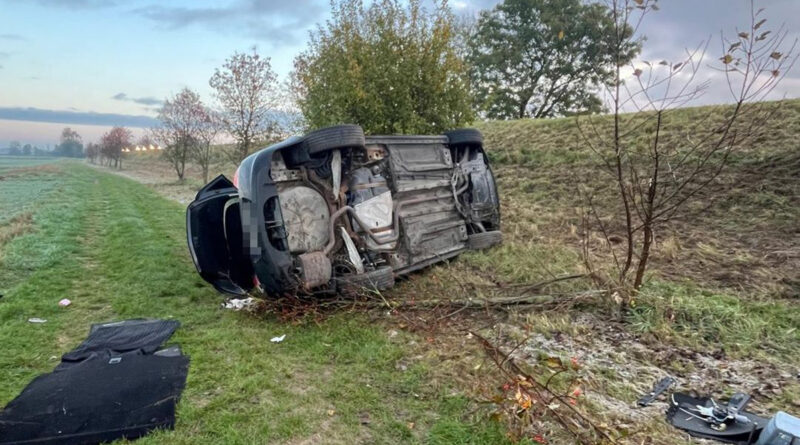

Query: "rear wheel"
left=338, top=266, right=395, bottom=292
left=303, top=125, right=365, bottom=154
left=467, top=230, right=502, bottom=250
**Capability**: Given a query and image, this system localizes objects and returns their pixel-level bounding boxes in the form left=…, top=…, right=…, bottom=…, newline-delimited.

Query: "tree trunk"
left=633, top=224, right=653, bottom=290
left=517, top=99, right=528, bottom=119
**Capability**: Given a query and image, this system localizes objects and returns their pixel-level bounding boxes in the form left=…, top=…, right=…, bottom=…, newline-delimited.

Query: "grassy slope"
left=0, top=158, right=509, bottom=445
left=56, top=99, right=799, bottom=443
left=468, top=99, right=800, bottom=358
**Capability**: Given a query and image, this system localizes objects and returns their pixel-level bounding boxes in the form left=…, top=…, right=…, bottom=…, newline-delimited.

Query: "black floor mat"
left=58, top=319, right=180, bottom=369
left=0, top=319, right=189, bottom=445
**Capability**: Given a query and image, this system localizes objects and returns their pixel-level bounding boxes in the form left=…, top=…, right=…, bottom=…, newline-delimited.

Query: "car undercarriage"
left=186, top=125, right=501, bottom=297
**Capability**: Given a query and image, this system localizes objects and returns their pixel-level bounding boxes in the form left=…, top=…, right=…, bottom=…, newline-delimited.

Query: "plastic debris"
left=270, top=334, right=286, bottom=343
left=28, top=318, right=47, bottom=323
left=222, top=297, right=255, bottom=311
left=58, top=299, right=71, bottom=307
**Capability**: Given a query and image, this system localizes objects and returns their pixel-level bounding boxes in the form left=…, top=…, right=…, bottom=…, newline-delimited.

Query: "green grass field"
left=0, top=157, right=510, bottom=445
left=2, top=99, right=799, bottom=444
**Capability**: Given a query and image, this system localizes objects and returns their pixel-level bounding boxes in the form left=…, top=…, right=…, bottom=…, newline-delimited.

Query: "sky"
left=0, top=0, right=798, bottom=146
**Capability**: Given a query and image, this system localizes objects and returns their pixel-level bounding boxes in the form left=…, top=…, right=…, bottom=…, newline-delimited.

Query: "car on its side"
left=186, top=125, right=501, bottom=296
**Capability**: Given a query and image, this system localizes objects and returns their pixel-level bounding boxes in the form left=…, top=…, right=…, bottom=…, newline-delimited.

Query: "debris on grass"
left=27, top=318, right=47, bottom=323
left=222, top=297, right=255, bottom=311
left=270, top=334, right=286, bottom=343
left=58, top=298, right=71, bottom=307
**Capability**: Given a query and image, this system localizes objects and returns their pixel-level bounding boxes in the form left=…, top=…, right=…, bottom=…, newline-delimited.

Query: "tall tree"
left=210, top=48, right=280, bottom=163
left=191, top=107, right=220, bottom=184
left=100, top=127, right=132, bottom=169
left=56, top=127, right=84, bottom=157
left=468, top=0, right=639, bottom=119
left=153, top=88, right=205, bottom=181
left=292, top=0, right=474, bottom=134
left=85, top=142, right=99, bottom=164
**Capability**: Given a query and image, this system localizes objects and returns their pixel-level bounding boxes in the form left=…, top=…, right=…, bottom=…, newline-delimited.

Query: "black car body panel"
left=186, top=175, right=254, bottom=295
left=186, top=126, right=501, bottom=297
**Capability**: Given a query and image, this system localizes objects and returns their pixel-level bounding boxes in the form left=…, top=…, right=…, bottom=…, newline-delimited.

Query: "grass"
left=474, top=99, right=800, bottom=300
left=628, top=280, right=800, bottom=360
left=9, top=98, right=796, bottom=444
left=0, top=157, right=510, bottom=445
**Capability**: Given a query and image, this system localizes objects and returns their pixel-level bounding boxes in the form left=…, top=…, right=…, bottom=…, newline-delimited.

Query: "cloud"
left=111, top=92, right=163, bottom=107
left=0, top=33, right=25, bottom=41
left=16, top=0, right=116, bottom=9
left=134, top=0, right=325, bottom=44
left=0, top=107, right=158, bottom=128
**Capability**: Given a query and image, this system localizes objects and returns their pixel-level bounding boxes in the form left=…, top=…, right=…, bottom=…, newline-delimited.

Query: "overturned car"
left=186, top=125, right=501, bottom=296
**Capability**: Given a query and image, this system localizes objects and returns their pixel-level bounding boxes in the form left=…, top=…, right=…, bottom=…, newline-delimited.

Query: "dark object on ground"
left=637, top=376, right=676, bottom=407
left=666, top=392, right=767, bottom=444
left=0, top=319, right=189, bottom=445
left=187, top=125, right=502, bottom=297
left=59, top=319, right=179, bottom=369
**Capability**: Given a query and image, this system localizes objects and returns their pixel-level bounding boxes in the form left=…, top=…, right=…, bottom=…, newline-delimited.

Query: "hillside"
left=477, top=99, right=800, bottom=299
left=91, top=101, right=800, bottom=444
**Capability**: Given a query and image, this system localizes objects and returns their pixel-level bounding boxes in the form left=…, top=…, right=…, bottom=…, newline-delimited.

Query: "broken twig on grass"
left=472, top=331, right=616, bottom=445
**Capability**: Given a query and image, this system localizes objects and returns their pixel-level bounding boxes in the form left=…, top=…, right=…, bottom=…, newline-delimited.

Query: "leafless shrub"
left=578, top=0, right=797, bottom=310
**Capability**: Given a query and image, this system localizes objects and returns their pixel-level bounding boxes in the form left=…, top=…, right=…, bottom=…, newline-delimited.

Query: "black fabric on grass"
left=0, top=319, right=188, bottom=445
left=58, top=319, right=180, bottom=369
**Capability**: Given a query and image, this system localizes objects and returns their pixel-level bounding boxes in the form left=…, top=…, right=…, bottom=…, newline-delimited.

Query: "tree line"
left=145, top=0, right=639, bottom=181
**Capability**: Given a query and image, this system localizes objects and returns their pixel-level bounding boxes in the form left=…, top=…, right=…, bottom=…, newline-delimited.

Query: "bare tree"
left=137, top=134, right=156, bottom=151
left=85, top=142, right=99, bottom=164
left=210, top=47, right=280, bottom=163
left=578, top=0, right=797, bottom=309
left=153, top=88, right=205, bottom=181
left=192, top=107, right=221, bottom=184
left=100, top=127, right=132, bottom=169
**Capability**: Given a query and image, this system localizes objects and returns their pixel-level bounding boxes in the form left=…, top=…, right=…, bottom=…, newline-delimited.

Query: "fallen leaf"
left=545, top=356, right=564, bottom=369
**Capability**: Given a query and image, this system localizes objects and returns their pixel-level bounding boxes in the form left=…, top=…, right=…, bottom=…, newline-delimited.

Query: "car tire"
left=303, top=125, right=366, bottom=154
left=445, top=128, right=483, bottom=146
left=339, top=266, right=395, bottom=292
left=467, top=230, right=502, bottom=250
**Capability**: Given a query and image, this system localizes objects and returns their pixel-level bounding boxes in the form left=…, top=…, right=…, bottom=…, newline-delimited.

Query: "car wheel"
left=338, top=266, right=395, bottom=292
left=467, top=230, right=502, bottom=250
left=445, top=128, right=483, bottom=146
left=303, top=125, right=366, bottom=154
